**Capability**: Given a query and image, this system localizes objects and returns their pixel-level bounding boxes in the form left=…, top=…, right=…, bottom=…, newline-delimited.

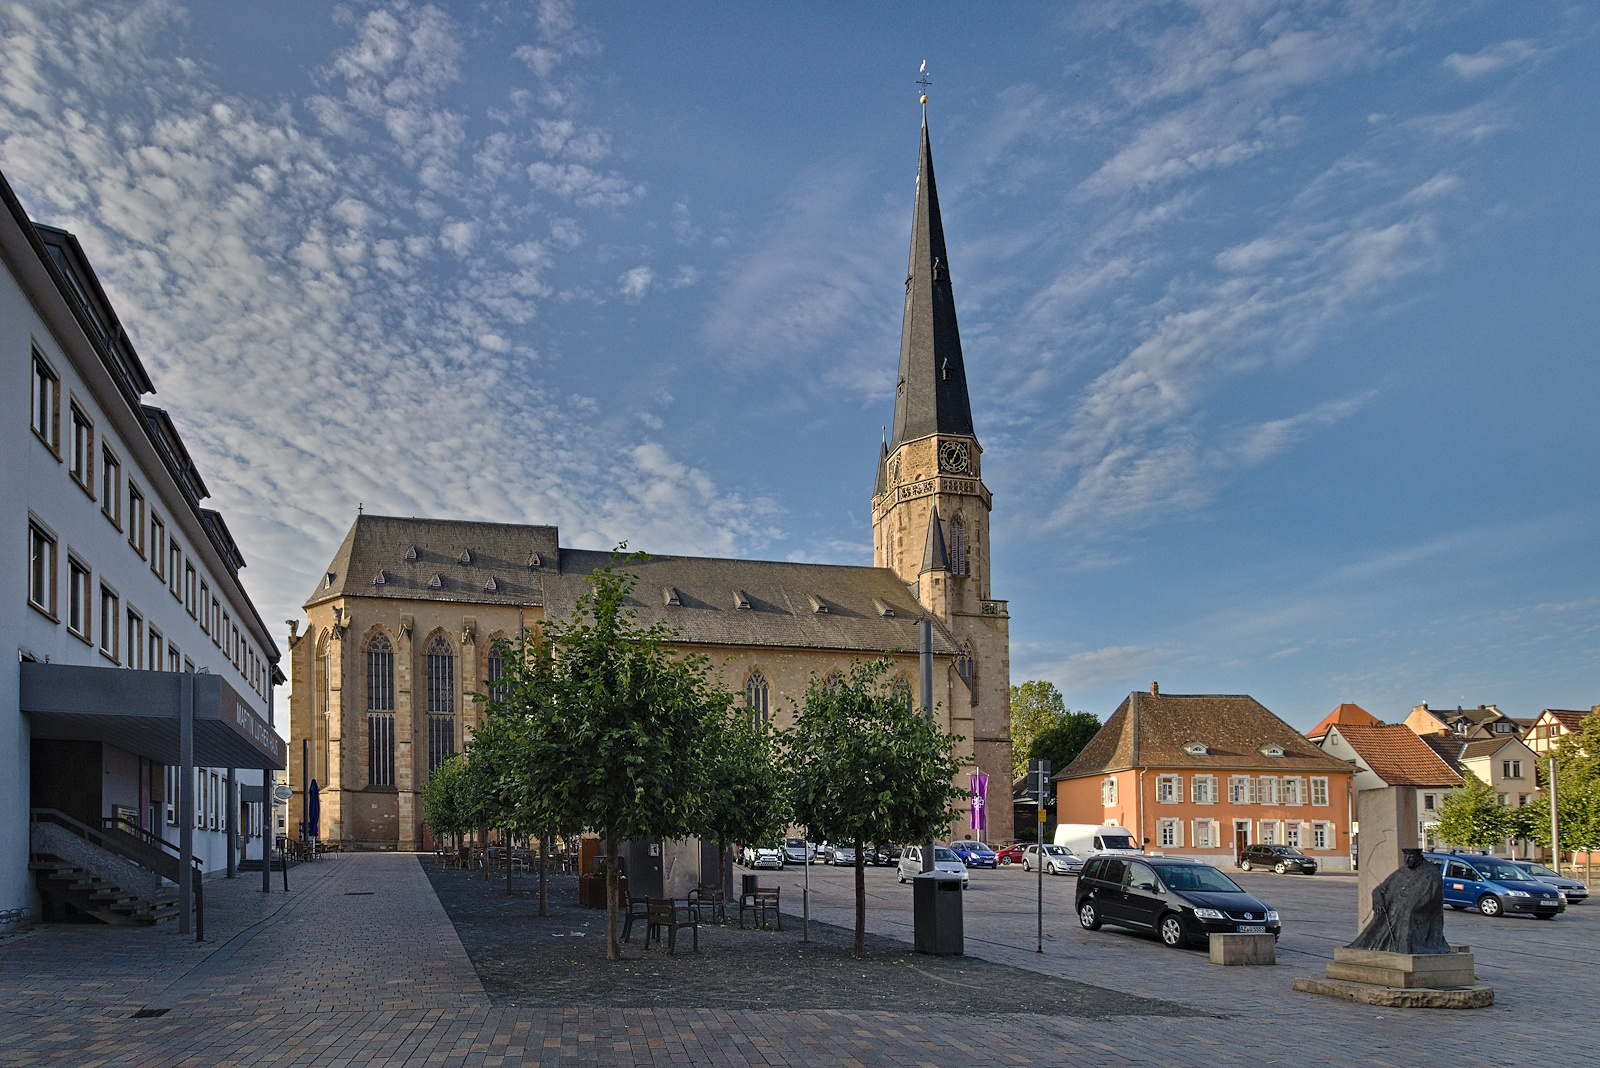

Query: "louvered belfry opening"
left=366, top=633, right=395, bottom=787
left=426, top=634, right=455, bottom=772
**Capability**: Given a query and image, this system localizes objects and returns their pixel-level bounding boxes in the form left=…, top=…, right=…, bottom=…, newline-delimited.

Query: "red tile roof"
left=1333, top=725, right=1464, bottom=788
left=1307, top=702, right=1381, bottom=738
left=1540, top=709, right=1592, bottom=733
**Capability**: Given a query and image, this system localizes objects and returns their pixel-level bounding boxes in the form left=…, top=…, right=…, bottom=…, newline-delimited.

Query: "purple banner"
left=970, top=772, right=989, bottom=832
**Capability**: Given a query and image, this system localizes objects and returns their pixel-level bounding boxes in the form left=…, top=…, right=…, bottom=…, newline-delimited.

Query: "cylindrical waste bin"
left=913, top=871, right=963, bottom=955
left=741, top=873, right=760, bottom=898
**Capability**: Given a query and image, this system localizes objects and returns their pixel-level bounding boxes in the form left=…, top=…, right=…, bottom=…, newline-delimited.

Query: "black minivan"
left=1076, top=856, right=1281, bottom=948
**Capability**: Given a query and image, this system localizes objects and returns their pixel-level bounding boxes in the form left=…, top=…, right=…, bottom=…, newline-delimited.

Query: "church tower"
left=872, top=113, right=1013, bottom=842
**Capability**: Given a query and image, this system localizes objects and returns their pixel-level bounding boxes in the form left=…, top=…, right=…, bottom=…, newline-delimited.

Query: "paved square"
left=0, top=853, right=1589, bottom=1065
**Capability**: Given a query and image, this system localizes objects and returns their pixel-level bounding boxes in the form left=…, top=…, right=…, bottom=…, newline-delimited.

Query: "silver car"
left=896, top=845, right=969, bottom=887
left=1023, top=844, right=1083, bottom=875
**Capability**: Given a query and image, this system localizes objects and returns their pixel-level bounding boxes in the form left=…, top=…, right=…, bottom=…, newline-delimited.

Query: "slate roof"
left=1058, top=692, right=1351, bottom=780
left=306, top=515, right=557, bottom=608
left=546, top=548, right=960, bottom=655
left=1332, top=725, right=1464, bottom=788
left=890, top=118, right=974, bottom=446
left=1307, top=702, right=1381, bottom=739
left=308, top=515, right=961, bottom=657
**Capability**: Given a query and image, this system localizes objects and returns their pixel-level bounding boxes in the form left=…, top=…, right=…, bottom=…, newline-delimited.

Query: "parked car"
left=1238, top=844, right=1319, bottom=874
left=950, top=840, right=998, bottom=868
left=829, top=843, right=858, bottom=866
left=896, top=846, right=969, bottom=888
left=868, top=844, right=901, bottom=867
left=1426, top=852, right=1564, bottom=918
left=1508, top=861, right=1588, bottom=904
left=1075, top=855, right=1280, bottom=949
left=1023, top=843, right=1083, bottom=875
left=741, top=845, right=784, bottom=870
left=995, top=843, right=1028, bottom=865
left=783, top=837, right=815, bottom=865
left=1054, top=823, right=1141, bottom=858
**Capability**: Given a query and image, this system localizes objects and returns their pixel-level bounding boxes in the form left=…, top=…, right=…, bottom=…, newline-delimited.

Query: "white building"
left=2, top=167, right=284, bottom=931
left=1316, top=724, right=1463, bottom=848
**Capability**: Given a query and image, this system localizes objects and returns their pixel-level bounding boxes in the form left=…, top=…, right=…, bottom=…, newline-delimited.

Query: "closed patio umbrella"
left=308, top=779, right=320, bottom=840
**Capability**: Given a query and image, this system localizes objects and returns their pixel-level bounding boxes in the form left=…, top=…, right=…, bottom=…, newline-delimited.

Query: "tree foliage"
left=789, top=657, right=964, bottom=956
left=419, top=754, right=469, bottom=852
left=1434, top=771, right=1511, bottom=851
left=531, top=556, right=721, bottom=959
left=1009, top=680, right=1066, bottom=781
left=698, top=688, right=787, bottom=888
left=1028, top=712, right=1102, bottom=783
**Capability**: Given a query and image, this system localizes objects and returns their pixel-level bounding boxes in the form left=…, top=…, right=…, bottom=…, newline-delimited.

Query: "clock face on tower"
left=938, top=440, right=971, bottom=474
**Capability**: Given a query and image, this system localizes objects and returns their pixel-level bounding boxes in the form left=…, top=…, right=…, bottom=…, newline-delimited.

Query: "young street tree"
left=789, top=657, right=964, bottom=957
left=699, top=688, right=788, bottom=893
left=1435, top=771, right=1511, bottom=852
left=1513, top=776, right=1600, bottom=884
left=1009, top=680, right=1066, bottom=781
left=418, top=754, right=468, bottom=866
left=1028, top=712, right=1102, bottom=776
left=537, top=557, right=719, bottom=960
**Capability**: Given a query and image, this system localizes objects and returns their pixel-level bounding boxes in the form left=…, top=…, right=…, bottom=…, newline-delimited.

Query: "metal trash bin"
left=913, top=872, right=963, bottom=955
left=741, top=873, right=760, bottom=898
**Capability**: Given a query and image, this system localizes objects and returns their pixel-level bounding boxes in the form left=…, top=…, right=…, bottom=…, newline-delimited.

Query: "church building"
left=287, top=116, right=1013, bottom=855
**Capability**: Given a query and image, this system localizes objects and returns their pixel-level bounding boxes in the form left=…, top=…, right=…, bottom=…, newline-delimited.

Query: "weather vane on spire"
left=917, top=60, right=932, bottom=106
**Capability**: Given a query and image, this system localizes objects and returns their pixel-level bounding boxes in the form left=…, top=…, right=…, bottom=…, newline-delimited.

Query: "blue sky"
left=3, top=1, right=1596, bottom=729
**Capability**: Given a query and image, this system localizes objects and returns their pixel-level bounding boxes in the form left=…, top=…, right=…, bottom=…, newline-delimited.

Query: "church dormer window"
left=949, top=518, right=967, bottom=576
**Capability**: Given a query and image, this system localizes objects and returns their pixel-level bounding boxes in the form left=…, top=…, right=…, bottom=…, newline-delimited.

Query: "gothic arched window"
left=426, top=634, right=455, bottom=772
left=366, top=633, right=395, bottom=787
left=486, top=645, right=506, bottom=704
left=949, top=517, right=967, bottom=576
left=746, top=670, right=770, bottom=726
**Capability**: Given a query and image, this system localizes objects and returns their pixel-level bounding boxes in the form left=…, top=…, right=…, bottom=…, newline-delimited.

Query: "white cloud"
left=1443, top=40, right=1540, bottom=80
left=618, top=265, right=653, bottom=300
left=527, top=160, right=642, bottom=207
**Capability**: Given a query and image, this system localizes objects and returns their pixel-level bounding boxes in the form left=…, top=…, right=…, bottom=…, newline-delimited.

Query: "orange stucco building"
left=1056, top=686, right=1356, bottom=869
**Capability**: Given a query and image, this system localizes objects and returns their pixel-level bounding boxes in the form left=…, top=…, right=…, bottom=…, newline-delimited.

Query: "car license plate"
left=1237, top=925, right=1266, bottom=933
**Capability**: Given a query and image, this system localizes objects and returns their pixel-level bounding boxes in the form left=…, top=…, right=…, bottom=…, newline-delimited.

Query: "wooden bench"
left=646, top=898, right=698, bottom=954
left=739, top=886, right=781, bottom=930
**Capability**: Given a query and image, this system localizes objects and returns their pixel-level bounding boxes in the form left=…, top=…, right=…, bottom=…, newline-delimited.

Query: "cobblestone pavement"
left=0, top=853, right=1587, bottom=1066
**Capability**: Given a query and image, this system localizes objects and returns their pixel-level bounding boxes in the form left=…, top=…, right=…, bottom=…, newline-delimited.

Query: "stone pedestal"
left=1356, top=786, right=1417, bottom=931
left=1209, top=933, right=1275, bottom=965
left=1293, top=946, right=1493, bottom=1009
left=1326, top=947, right=1476, bottom=989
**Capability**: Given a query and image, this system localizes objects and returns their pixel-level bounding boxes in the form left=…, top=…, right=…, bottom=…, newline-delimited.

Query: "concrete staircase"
left=29, top=811, right=191, bottom=928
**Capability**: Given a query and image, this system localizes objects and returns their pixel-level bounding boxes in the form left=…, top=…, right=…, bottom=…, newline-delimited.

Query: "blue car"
left=949, top=840, right=998, bottom=869
left=1424, top=851, right=1565, bottom=919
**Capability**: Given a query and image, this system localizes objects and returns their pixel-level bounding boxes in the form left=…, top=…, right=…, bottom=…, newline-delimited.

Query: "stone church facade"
left=287, top=117, right=1014, bottom=851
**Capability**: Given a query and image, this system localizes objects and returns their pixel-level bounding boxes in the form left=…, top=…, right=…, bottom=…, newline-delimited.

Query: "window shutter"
left=1248, top=777, right=1261, bottom=805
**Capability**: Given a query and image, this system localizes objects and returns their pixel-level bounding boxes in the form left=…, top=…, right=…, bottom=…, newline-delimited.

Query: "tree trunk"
left=605, top=837, right=622, bottom=961
left=717, top=835, right=728, bottom=896
left=506, top=830, right=514, bottom=895
left=538, top=834, right=549, bottom=917
left=853, top=836, right=866, bottom=957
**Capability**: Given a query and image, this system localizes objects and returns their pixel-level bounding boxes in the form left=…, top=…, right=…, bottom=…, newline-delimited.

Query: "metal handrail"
left=31, top=808, right=203, bottom=939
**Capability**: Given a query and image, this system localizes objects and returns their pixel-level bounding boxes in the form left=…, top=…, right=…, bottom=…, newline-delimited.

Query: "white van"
left=1054, top=823, right=1141, bottom=858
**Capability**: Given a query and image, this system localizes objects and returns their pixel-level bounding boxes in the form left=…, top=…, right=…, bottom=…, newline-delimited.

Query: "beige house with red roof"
left=1056, top=685, right=1355, bottom=868
left=1317, top=724, right=1463, bottom=849
left=1305, top=702, right=1381, bottom=746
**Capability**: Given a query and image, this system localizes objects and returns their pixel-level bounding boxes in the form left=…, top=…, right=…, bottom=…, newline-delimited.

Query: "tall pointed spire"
left=873, top=433, right=890, bottom=497
left=891, top=116, right=974, bottom=446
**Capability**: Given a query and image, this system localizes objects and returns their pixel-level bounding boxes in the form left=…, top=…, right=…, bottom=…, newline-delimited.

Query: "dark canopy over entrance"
left=21, top=662, right=283, bottom=770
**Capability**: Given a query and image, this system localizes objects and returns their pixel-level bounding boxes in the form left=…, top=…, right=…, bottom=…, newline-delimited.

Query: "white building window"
left=1503, top=760, right=1522, bottom=779
left=1230, top=776, right=1249, bottom=804
left=1283, top=777, right=1302, bottom=805
left=1260, top=820, right=1279, bottom=845
left=1157, top=775, right=1181, bottom=803
left=101, top=448, right=121, bottom=528
left=1311, top=776, right=1329, bottom=806
left=1423, top=793, right=1436, bottom=811
left=68, top=401, right=94, bottom=494
left=1193, top=819, right=1217, bottom=848
left=31, top=349, right=59, bottom=451
left=98, top=584, right=119, bottom=661
left=1101, top=777, right=1118, bottom=806
left=1312, top=822, right=1331, bottom=850
left=1192, top=775, right=1217, bottom=804
left=1158, top=818, right=1182, bottom=848
left=126, top=608, right=143, bottom=669
left=67, top=555, right=91, bottom=641
left=1286, top=822, right=1301, bottom=848
left=1260, top=777, right=1279, bottom=806
left=28, top=519, right=58, bottom=619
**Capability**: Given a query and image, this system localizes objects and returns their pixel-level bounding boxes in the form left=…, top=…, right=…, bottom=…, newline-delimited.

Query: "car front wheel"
left=1001, top=856, right=1012, bottom=865
left=1240, top=859, right=1253, bottom=871
left=1159, top=913, right=1187, bottom=948
left=1078, top=901, right=1101, bottom=930
left=1274, top=862, right=1288, bottom=874
left=1477, top=894, right=1503, bottom=917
